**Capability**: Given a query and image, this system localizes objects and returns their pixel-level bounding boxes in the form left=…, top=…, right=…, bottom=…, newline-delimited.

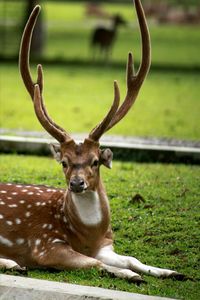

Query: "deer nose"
left=69, top=177, right=85, bottom=193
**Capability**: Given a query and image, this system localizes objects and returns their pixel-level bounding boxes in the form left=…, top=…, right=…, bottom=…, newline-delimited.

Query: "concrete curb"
left=0, top=274, right=176, bottom=300
left=0, top=134, right=200, bottom=164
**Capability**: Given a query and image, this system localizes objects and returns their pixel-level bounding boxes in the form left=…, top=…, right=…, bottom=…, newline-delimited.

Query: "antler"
left=19, top=5, right=71, bottom=143
left=19, top=0, right=150, bottom=144
left=88, top=81, right=120, bottom=141
left=89, top=0, right=151, bottom=141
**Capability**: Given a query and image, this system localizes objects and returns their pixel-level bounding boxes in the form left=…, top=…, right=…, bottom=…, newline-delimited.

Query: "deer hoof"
left=11, top=265, right=28, bottom=275
left=167, top=272, right=187, bottom=281
left=129, top=275, right=146, bottom=285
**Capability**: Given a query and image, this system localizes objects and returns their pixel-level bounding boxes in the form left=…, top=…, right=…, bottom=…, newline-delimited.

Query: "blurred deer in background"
left=0, top=0, right=185, bottom=282
left=91, top=14, right=126, bottom=61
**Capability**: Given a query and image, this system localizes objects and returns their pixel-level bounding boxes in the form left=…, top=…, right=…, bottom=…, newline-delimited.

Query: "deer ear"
left=50, top=143, right=62, bottom=162
left=100, top=148, right=113, bottom=169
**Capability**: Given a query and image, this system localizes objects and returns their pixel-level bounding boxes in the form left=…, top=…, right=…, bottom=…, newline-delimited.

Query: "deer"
left=0, top=0, right=185, bottom=283
left=91, top=14, right=126, bottom=61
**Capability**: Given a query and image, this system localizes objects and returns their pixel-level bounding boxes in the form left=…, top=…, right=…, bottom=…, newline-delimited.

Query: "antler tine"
left=36, top=64, right=70, bottom=136
left=19, top=5, right=72, bottom=143
left=106, top=0, right=151, bottom=131
left=88, top=81, right=120, bottom=141
left=33, top=84, right=65, bottom=142
left=19, top=5, right=39, bottom=98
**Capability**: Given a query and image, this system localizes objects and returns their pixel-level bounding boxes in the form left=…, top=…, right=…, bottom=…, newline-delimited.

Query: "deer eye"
left=92, top=159, right=99, bottom=168
left=61, top=161, right=68, bottom=168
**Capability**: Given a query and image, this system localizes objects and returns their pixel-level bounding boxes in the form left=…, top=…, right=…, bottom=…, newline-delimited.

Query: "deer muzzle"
left=69, top=176, right=87, bottom=193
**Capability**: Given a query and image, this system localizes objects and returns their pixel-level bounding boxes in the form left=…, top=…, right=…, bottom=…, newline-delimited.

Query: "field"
left=1, top=63, right=200, bottom=140
left=1, top=2, right=200, bottom=68
left=0, top=154, right=200, bottom=300
left=0, top=2, right=200, bottom=140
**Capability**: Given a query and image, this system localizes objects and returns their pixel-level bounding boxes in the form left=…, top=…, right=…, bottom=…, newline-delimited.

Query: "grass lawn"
left=0, top=154, right=200, bottom=300
left=1, top=2, right=200, bottom=68
left=0, top=62, right=200, bottom=140
left=1, top=1, right=200, bottom=140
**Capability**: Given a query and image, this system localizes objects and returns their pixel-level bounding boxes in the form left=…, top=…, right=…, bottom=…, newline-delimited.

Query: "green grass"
left=43, top=23, right=200, bottom=68
left=0, top=154, right=200, bottom=299
left=0, top=2, right=200, bottom=140
left=0, top=62, right=200, bottom=140
left=0, top=2, right=200, bottom=67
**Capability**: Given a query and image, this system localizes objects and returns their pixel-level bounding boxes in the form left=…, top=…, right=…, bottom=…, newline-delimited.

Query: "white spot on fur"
left=72, top=191, right=102, bottom=226
left=15, top=218, right=21, bottom=224
left=16, top=185, right=22, bottom=188
left=7, top=197, right=12, bottom=200
left=6, top=221, right=13, bottom=226
left=36, top=202, right=41, bottom=206
left=48, top=224, right=53, bottom=230
left=39, top=251, right=45, bottom=257
left=0, top=214, right=4, bottom=219
left=0, top=191, right=7, bottom=194
left=16, top=238, right=25, bottom=245
left=12, top=192, right=18, bottom=195
left=0, top=235, right=13, bottom=247
left=35, top=239, right=41, bottom=246
left=28, top=192, right=34, bottom=195
left=63, top=216, right=67, bottom=223
left=54, top=214, right=61, bottom=219
left=25, top=211, right=31, bottom=218
left=22, top=189, right=28, bottom=192
left=19, top=200, right=25, bottom=204
left=27, top=204, right=32, bottom=208
left=8, top=204, right=17, bottom=208
left=42, top=224, right=48, bottom=228
left=0, top=201, right=5, bottom=205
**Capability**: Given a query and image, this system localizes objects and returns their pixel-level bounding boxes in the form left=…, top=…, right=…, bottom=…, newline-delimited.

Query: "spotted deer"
left=0, top=0, right=184, bottom=282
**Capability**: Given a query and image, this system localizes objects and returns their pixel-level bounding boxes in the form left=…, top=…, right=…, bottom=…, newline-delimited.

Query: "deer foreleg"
left=32, top=244, right=143, bottom=282
left=33, top=245, right=101, bottom=270
left=96, top=245, right=184, bottom=279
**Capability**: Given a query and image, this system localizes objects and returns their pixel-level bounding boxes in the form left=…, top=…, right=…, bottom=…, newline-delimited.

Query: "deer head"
left=113, top=15, right=127, bottom=27
left=19, top=0, right=151, bottom=194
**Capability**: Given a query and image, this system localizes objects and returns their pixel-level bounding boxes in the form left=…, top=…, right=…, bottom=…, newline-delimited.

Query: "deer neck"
left=64, top=179, right=110, bottom=229
left=112, top=20, right=120, bottom=32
